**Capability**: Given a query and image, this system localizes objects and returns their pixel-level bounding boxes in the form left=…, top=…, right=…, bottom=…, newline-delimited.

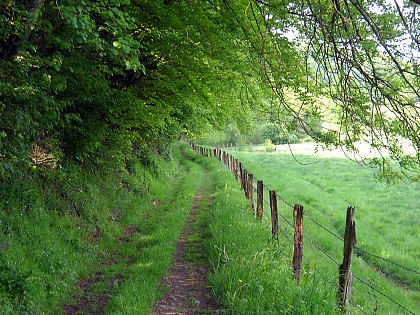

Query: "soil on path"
left=63, top=226, right=138, bottom=315
left=151, top=191, right=222, bottom=315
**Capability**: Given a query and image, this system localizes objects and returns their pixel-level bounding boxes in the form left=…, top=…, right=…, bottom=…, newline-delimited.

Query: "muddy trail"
left=151, top=189, right=222, bottom=315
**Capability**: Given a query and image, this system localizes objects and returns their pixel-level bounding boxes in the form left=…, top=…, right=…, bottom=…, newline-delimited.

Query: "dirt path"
left=151, top=188, right=222, bottom=315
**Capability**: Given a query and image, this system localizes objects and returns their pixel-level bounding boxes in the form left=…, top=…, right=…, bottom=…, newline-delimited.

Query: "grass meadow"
left=219, top=149, right=420, bottom=314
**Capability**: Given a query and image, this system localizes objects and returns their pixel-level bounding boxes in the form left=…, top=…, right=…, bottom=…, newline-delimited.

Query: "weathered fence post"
left=257, top=180, right=263, bottom=220
left=337, top=206, right=356, bottom=314
left=230, top=155, right=234, bottom=173
left=239, top=163, right=244, bottom=188
left=269, top=190, right=278, bottom=240
left=233, top=159, right=238, bottom=180
left=248, top=174, right=255, bottom=212
left=292, top=204, right=304, bottom=282
left=243, top=169, right=248, bottom=197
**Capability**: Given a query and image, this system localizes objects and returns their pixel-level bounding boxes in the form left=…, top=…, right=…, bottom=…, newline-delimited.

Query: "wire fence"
left=188, top=142, right=419, bottom=315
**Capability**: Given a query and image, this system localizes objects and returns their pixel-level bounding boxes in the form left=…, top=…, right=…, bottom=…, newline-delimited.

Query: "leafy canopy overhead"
left=222, top=0, right=420, bottom=181
left=0, top=0, right=419, bottom=181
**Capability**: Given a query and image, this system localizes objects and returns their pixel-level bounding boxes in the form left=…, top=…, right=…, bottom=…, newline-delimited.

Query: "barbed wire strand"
left=278, top=226, right=294, bottom=245
left=305, top=235, right=341, bottom=266
left=263, top=212, right=272, bottom=223
left=276, top=194, right=295, bottom=209
left=277, top=211, right=294, bottom=228
left=262, top=182, right=272, bottom=191
left=311, top=264, right=337, bottom=288
left=354, top=246, right=420, bottom=275
left=261, top=181, right=295, bottom=209
left=305, top=214, right=344, bottom=241
left=263, top=197, right=271, bottom=208
left=353, top=274, right=417, bottom=315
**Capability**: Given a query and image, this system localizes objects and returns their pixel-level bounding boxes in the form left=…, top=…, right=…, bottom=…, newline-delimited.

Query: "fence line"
left=209, top=142, right=420, bottom=275
left=187, top=141, right=418, bottom=314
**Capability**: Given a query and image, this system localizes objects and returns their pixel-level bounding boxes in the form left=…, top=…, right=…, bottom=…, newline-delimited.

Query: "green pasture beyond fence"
left=188, top=140, right=419, bottom=315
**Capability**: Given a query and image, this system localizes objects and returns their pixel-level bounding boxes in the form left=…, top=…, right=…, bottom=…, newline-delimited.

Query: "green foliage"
left=263, top=138, right=275, bottom=152
left=0, top=0, right=260, bottom=180
left=1, top=0, right=418, bottom=181
left=261, top=124, right=282, bottom=144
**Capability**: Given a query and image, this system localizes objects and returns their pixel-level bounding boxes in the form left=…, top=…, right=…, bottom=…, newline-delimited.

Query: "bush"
left=263, top=139, right=276, bottom=152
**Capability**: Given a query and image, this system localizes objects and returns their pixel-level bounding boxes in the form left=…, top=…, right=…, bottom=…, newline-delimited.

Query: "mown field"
left=218, top=149, right=420, bottom=314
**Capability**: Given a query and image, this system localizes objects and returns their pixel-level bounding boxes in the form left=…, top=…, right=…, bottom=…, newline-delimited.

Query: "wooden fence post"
left=239, top=163, right=244, bottom=188
left=248, top=174, right=255, bottom=212
left=292, top=204, right=304, bottom=282
left=230, top=155, right=235, bottom=174
left=233, top=159, right=238, bottom=180
left=257, top=180, right=263, bottom=220
left=243, top=169, right=248, bottom=197
left=269, top=190, right=278, bottom=240
left=337, top=206, right=356, bottom=314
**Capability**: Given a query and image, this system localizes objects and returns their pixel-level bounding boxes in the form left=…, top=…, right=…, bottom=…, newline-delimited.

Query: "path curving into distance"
left=151, top=174, right=222, bottom=315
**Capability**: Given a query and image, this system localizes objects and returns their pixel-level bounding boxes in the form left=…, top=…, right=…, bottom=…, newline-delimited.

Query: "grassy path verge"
left=151, top=175, right=222, bottom=314
left=62, top=142, right=222, bottom=314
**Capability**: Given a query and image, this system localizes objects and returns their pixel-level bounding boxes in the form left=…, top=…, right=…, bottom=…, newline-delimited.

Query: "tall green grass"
left=180, top=146, right=337, bottom=314
left=224, top=151, right=420, bottom=314
left=104, top=143, right=207, bottom=314
left=0, top=144, right=204, bottom=314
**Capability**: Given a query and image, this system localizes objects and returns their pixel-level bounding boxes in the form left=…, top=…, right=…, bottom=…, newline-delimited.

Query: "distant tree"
left=261, top=124, right=281, bottom=144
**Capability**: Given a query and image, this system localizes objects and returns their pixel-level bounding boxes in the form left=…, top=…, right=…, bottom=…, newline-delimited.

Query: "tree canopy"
left=1, top=0, right=419, bottom=181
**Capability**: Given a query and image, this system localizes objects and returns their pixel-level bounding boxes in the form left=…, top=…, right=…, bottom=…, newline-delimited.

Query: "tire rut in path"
left=151, top=186, right=222, bottom=315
